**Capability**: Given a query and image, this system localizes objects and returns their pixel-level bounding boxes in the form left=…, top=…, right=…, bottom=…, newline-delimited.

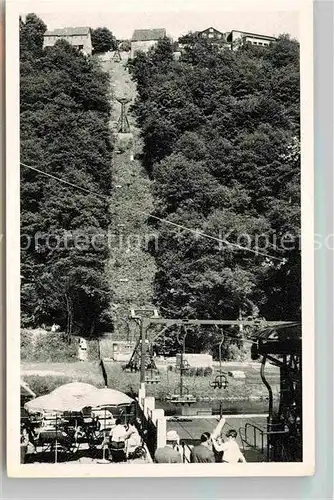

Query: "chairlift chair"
left=145, top=367, right=161, bottom=384
left=209, top=327, right=229, bottom=390
left=210, top=373, right=229, bottom=389
left=167, top=325, right=197, bottom=405
left=166, top=384, right=197, bottom=405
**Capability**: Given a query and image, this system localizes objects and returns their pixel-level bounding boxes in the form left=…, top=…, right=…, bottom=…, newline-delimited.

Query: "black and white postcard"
left=6, top=0, right=314, bottom=477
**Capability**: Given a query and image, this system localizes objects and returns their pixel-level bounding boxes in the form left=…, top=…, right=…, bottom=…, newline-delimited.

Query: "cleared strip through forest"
left=99, top=54, right=157, bottom=346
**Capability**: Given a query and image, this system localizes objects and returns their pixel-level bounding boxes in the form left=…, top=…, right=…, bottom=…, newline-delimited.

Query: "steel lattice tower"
left=116, top=97, right=131, bottom=133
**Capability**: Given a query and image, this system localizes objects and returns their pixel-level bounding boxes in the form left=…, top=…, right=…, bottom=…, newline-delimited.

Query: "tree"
left=129, top=34, right=301, bottom=357
left=119, top=40, right=131, bottom=52
left=20, top=13, right=47, bottom=58
left=20, top=16, right=115, bottom=336
left=91, top=27, right=117, bottom=53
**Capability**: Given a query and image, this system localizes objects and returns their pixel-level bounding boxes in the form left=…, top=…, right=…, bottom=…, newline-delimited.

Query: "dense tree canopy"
left=129, top=35, right=301, bottom=355
left=20, top=15, right=114, bottom=336
left=91, top=27, right=117, bottom=53
left=20, top=13, right=47, bottom=57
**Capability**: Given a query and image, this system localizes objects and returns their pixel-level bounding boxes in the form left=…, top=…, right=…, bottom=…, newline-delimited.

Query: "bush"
left=86, top=340, right=100, bottom=361
left=23, top=371, right=108, bottom=400
left=224, top=344, right=246, bottom=362
left=184, top=367, right=213, bottom=377
left=203, top=367, right=213, bottom=377
left=20, top=330, right=35, bottom=360
left=117, top=136, right=133, bottom=153
left=23, top=375, right=73, bottom=396
left=20, top=330, right=77, bottom=362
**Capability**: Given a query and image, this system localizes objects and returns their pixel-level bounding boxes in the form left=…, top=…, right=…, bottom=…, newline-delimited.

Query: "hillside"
left=100, top=55, right=157, bottom=340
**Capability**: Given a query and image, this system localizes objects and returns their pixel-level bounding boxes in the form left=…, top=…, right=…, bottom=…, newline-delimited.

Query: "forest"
left=128, top=35, right=300, bottom=352
left=20, top=14, right=114, bottom=336
left=20, top=14, right=301, bottom=358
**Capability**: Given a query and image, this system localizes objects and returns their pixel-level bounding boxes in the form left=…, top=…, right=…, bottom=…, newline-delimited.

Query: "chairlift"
left=166, top=383, right=197, bottom=405
left=144, top=342, right=160, bottom=383
left=209, top=327, right=229, bottom=390
left=167, top=325, right=196, bottom=405
left=210, top=373, right=228, bottom=389
left=145, top=367, right=161, bottom=385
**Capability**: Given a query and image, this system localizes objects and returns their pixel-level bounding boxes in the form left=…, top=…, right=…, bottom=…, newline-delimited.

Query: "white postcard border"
left=6, top=0, right=314, bottom=478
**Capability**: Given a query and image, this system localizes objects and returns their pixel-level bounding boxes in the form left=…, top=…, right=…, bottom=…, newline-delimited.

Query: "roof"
left=198, top=27, right=225, bottom=35
left=230, top=30, right=277, bottom=40
left=250, top=323, right=301, bottom=357
left=251, top=322, right=301, bottom=342
left=44, top=27, right=91, bottom=37
left=131, top=28, right=166, bottom=42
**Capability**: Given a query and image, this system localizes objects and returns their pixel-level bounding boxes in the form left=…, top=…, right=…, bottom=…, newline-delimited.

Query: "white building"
left=130, top=28, right=166, bottom=59
left=43, top=27, right=93, bottom=55
left=226, top=30, right=277, bottom=48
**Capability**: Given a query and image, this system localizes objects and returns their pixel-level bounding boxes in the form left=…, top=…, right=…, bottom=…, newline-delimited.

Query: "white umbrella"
left=24, top=391, right=84, bottom=413
left=24, top=382, right=99, bottom=413
left=51, top=382, right=98, bottom=398
left=83, top=388, right=134, bottom=408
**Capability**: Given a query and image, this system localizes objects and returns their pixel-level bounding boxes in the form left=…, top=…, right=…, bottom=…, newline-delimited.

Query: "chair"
left=108, top=439, right=126, bottom=462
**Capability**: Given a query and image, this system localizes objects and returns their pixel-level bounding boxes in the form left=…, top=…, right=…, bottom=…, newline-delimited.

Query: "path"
left=99, top=56, right=157, bottom=353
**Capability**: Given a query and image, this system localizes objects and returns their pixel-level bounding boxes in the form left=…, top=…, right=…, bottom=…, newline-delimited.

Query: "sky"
left=18, top=0, right=300, bottom=40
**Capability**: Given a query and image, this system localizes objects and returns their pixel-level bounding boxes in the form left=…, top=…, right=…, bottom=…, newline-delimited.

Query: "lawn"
left=20, top=329, right=279, bottom=402
left=103, top=362, right=280, bottom=401
left=21, top=358, right=279, bottom=402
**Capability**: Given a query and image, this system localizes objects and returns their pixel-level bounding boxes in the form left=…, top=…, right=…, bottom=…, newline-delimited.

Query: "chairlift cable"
left=20, top=161, right=285, bottom=262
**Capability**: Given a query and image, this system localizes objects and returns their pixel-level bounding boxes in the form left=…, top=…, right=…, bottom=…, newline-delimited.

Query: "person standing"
left=154, top=430, right=182, bottom=463
left=190, top=416, right=228, bottom=463
left=212, top=428, right=246, bottom=463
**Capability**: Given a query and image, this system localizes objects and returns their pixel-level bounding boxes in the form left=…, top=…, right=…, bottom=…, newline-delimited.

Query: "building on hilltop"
left=197, top=26, right=227, bottom=44
left=130, top=28, right=166, bottom=58
left=196, top=26, right=231, bottom=51
left=43, top=27, right=93, bottom=55
left=178, top=27, right=276, bottom=52
left=226, top=30, right=277, bottom=48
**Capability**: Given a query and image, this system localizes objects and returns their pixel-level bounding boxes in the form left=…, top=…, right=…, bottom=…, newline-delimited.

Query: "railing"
left=239, top=422, right=290, bottom=462
left=135, top=400, right=156, bottom=460
left=181, top=441, right=193, bottom=463
left=242, top=422, right=266, bottom=455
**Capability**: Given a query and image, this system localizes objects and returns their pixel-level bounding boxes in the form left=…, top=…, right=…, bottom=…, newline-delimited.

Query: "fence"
left=136, top=387, right=166, bottom=461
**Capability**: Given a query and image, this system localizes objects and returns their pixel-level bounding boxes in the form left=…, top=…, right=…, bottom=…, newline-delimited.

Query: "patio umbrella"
left=51, top=382, right=98, bottom=398
left=24, top=382, right=99, bottom=413
left=24, top=391, right=85, bottom=413
left=83, top=388, right=134, bottom=408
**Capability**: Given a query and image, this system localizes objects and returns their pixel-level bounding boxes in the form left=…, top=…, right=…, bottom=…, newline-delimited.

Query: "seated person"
left=20, top=425, right=30, bottom=463
left=108, top=418, right=127, bottom=462
left=124, top=420, right=142, bottom=457
left=74, top=425, right=85, bottom=442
